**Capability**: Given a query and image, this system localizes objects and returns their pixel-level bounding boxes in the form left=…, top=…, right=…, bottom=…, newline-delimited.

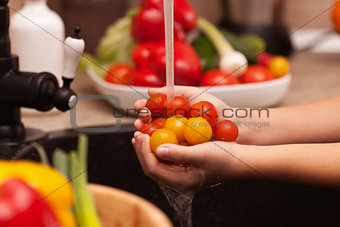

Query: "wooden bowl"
left=88, top=184, right=173, bottom=227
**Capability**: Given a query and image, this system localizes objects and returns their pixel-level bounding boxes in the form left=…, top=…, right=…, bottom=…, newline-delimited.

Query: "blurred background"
left=9, top=0, right=335, bottom=53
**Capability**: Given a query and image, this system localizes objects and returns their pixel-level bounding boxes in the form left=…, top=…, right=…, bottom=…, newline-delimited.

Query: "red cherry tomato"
left=164, top=96, right=190, bottom=118
left=257, top=52, right=274, bottom=67
left=131, top=68, right=165, bottom=87
left=214, top=120, right=239, bottom=142
left=200, top=70, right=240, bottom=86
left=189, top=101, right=218, bottom=128
left=140, top=118, right=165, bottom=136
left=240, top=65, right=275, bottom=84
left=146, top=94, right=167, bottom=118
left=104, top=64, right=132, bottom=85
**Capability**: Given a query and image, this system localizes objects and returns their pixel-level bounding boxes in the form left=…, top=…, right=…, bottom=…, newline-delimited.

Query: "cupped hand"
left=132, top=86, right=245, bottom=191
left=132, top=131, right=243, bottom=191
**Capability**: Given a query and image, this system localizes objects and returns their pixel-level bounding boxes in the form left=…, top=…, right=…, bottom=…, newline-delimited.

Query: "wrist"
left=229, top=144, right=263, bottom=180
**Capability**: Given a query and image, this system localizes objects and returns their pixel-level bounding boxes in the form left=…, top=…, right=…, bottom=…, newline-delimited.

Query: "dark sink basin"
left=12, top=125, right=340, bottom=227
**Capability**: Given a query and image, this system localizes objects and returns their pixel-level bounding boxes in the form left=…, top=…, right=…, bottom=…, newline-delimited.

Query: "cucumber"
left=240, top=34, right=266, bottom=53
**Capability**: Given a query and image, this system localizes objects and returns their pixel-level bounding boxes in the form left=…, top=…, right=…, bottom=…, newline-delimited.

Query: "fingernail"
left=134, top=131, right=142, bottom=138
left=156, top=146, right=169, bottom=157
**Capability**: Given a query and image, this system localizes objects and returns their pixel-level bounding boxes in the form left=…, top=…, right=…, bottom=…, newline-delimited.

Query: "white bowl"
left=86, top=67, right=291, bottom=109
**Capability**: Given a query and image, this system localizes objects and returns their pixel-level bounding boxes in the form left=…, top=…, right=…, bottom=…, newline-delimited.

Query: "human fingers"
left=134, top=131, right=146, bottom=167
left=156, top=144, right=200, bottom=164
left=134, top=99, right=147, bottom=112
left=138, top=107, right=151, bottom=123
left=134, top=119, right=144, bottom=131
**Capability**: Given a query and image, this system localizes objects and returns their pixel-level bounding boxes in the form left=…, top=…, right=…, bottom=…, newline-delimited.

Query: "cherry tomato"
left=140, top=118, right=165, bottom=136
left=214, top=120, right=239, bottom=142
left=164, top=116, right=188, bottom=143
left=146, top=94, right=167, bottom=118
left=258, top=52, right=273, bottom=67
left=184, top=117, right=212, bottom=145
left=268, top=56, right=290, bottom=78
left=104, top=64, right=132, bottom=85
left=200, top=70, right=240, bottom=86
left=240, top=65, right=275, bottom=84
left=189, top=101, right=218, bottom=129
left=164, top=96, right=190, bottom=118
left=131, top=68, right=165, bottom=87
left=150, top=129, right=178, bottom=153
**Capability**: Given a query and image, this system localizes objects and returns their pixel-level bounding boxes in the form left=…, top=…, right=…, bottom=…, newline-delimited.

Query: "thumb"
left=156, top=144, right=197, bottom=163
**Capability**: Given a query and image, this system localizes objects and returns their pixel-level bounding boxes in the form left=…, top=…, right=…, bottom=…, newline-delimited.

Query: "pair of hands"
left=132, top=86, right=245, bottom=191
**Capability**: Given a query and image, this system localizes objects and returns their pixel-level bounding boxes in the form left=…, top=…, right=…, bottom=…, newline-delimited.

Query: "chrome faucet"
left=0, top=0, right=84, bottom=146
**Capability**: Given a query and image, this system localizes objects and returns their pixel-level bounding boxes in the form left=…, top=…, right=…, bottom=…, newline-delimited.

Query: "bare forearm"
left=236, top=96, right=340, bottom=145
left=236, top=143, right=340, bottom=187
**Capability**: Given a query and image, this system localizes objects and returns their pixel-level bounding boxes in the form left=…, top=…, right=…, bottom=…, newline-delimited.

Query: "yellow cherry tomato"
left=150, top=128, right=179, bottom=153
left=184, top=117, right=212, bottom=145
left=268, top=56, right=290, bottom=78
left=164, top=116, right=188, bottom=143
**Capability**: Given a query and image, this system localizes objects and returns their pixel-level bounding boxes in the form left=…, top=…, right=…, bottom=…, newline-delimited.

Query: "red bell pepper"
left=131, top=0, right=197, bottom=43
left=132, top=40, right=202, bottom=86
left=0, top=178, right=60, bottom=227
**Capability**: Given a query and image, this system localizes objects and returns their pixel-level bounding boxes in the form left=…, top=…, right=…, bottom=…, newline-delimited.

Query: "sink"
left=11, top=125, right=340, bottom=227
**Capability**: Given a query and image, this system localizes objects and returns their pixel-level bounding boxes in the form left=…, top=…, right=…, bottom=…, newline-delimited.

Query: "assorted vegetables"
left=0, top=160, right=76, bottom=227
left=80, top=0, right=290, bottom=88
left=144, top=95, right=239, bottom=152
left=0, top=135, right=102, bottom=227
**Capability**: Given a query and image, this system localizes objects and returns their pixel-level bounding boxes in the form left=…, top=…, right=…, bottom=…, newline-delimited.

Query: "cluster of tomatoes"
left=139, top=94, right=239, bottom=153
left=201, top=55, right=290, bottom=86
left=104, top=55, right=289, bottom=87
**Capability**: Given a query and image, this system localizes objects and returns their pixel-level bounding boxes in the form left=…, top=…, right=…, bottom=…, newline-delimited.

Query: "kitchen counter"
left=22, top=52, right=340, bottom=132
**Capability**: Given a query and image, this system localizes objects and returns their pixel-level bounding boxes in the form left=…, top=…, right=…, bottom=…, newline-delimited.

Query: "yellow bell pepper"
left=0, top=160, right=76, bottom=227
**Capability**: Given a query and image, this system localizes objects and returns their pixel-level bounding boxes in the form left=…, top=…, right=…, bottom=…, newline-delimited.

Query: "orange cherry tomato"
left=268, top=56, right=290, bottom=78
left=164, top=116, right=188, bottom=143
left=184, top=117, right=212, bottom=145
left=150, top=129, right=178, bottom=153
left=333, top=2, right=340, bottom=33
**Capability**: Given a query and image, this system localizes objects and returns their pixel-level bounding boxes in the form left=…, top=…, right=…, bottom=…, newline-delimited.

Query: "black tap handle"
left=72, top=27, right=81, bottom=39
left=0, top=0, right=9, bottom=6
left=0, top=0, right=11, bottom=57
